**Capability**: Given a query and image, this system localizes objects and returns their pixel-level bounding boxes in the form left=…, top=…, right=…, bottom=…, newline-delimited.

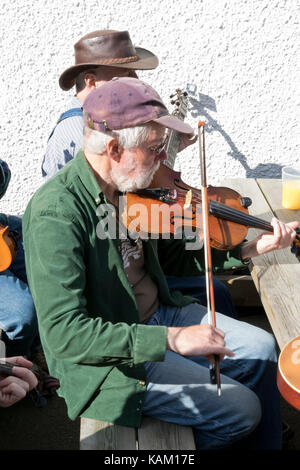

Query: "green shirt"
left=23, top=151, right=245, bottom=426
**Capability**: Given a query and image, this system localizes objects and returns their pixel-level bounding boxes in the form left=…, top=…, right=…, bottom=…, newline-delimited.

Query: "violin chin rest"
left=240, top=197, right=252, bottom=208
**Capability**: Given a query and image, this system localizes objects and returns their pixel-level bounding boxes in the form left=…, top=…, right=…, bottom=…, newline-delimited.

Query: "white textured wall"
left=0, top=0, right=299, bottom=215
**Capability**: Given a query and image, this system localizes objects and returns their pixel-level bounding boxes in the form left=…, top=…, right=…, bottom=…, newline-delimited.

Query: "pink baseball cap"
left=82, top=77, right=193, bottom=135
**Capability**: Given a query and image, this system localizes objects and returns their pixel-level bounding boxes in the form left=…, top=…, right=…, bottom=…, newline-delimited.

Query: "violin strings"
left=210, top=201, right=273, bottom=231
left=167, top=188, right=273, bottom=232
left=145, top=188, right=300, bottom=243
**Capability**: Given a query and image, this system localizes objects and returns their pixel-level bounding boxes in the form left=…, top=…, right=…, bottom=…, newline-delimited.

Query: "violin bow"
left=198, top=121, right=222, bottom=396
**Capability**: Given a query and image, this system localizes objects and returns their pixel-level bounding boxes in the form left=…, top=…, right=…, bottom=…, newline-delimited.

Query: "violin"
left=123, top=164, right=300, bottom=255
left=122, top=88, right=300, bottom=255
left=277, top=336, right=300, bottom=411
left=0, top=224, right=19, bottom=272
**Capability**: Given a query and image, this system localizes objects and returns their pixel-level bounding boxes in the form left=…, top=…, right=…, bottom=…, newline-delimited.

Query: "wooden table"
left=221, top=178, right=300, bottom=350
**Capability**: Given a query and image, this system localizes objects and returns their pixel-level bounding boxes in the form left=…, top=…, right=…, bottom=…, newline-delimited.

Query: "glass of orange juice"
left=282, top=166, right=300, bottom=210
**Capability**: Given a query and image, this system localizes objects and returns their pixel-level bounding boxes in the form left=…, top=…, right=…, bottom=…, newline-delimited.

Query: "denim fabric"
left=166, top=275, right=238, bottom=318
left=143, top=303, right=282, bottom=450
left=0, top=214, right=38, bottom=357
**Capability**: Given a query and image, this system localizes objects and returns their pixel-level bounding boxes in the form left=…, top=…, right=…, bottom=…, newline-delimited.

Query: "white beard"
left=110, top=161, right=160, bottom=193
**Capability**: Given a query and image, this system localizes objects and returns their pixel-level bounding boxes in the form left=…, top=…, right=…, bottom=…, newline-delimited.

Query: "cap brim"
left=59, top=47, right=159, bottom=91
left=153, top=115, right=194, bottom=135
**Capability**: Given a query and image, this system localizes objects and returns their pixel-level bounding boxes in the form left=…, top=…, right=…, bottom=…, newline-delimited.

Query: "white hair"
left=83, top=123, right=157, bottom=155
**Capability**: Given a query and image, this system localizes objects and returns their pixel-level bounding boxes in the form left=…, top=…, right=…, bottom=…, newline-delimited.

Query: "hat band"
left=77, top=55, right=139, bottom=66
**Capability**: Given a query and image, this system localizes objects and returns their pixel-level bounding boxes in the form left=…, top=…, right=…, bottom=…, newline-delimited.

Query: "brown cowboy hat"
left=59, top=30, right=159, bottom=91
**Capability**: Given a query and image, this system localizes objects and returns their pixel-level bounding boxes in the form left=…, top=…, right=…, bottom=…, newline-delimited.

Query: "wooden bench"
left=80, top=416, right=196, bottom=450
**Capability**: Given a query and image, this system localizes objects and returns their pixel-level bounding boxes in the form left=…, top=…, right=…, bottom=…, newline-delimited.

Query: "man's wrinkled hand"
left=166, top=324, right=234, bottom=361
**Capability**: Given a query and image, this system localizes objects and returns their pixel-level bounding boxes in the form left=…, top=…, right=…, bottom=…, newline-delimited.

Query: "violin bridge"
left=184, top=189, right=192, bottom=209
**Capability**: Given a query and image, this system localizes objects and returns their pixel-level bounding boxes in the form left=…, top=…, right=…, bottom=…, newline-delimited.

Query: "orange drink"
left=282, top=167, right=300, bottom=210
left=282, top=181, right=300, bottom=209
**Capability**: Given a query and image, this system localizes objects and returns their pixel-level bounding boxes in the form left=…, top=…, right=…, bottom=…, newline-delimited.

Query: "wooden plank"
left=80, top=418, right=137, bottom=450
left=138, top=416, right=195, bottom=450
left=80, top=416, right=195, bottom=450
left=220, top=178, right=300, bottom=349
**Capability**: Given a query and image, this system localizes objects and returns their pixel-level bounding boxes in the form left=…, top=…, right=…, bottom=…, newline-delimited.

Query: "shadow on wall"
left=187, top=91, right=283, bottom=179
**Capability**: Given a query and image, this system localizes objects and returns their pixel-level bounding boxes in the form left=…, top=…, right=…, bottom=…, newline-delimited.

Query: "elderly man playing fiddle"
left=24, top=78, right=298, bottom=449
left=41, top=28, right=238, bottom=319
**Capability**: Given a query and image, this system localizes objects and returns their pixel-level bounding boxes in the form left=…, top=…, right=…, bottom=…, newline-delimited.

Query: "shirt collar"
left=70, top=95, right=83, bottom=108
left=72, top=150, right=106, bottom=205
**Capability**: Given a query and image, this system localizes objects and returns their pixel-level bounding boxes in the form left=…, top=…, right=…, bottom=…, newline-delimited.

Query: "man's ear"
left=84, top=72, right=98, bottom=90
left=106, top=137, right=121, bottom=162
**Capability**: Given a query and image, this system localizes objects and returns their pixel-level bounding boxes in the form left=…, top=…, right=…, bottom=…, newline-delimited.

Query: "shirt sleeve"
left=23, top=205, right=167, bottom=367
